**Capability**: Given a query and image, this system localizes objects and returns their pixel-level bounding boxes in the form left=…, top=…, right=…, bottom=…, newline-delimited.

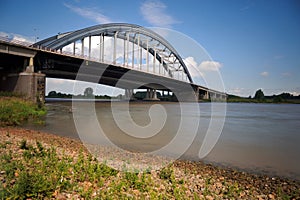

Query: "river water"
left=25, top=101, right=300, bottom=180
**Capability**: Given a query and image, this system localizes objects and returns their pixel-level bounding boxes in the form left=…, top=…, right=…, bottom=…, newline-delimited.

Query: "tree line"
left=46, top=87, right=121, bottom=99
left=228, top=89, right=300, bottom=103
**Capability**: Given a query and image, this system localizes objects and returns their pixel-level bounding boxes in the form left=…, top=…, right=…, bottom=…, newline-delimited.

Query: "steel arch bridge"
left=35, top=23, right=193, bottom=84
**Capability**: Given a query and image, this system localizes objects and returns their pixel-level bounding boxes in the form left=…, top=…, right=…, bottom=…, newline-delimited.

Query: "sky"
left=0, top=0, right=299, bottom=97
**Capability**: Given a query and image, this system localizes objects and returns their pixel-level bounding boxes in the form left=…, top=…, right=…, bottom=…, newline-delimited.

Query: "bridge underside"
left=0, top=49, right=200, bottom=102
left=35, top=52, right=205, bottom=101
left=36, top=53, right=186, bottom=90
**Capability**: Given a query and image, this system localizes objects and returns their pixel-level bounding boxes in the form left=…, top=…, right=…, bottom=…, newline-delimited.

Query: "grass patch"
left=0, top=141, right=118, bottom=199
left=0, top=139, right=189, bottom=199
left=1, top=130, right=299, bottom=199
left=0, top=97, right=46, bottom=126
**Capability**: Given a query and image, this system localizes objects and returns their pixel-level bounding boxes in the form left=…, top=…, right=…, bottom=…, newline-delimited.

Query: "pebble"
left=268, top=194, right=275, bottom=199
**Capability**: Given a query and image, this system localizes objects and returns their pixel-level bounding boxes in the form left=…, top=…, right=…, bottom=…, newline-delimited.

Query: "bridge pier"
left=176, top=90, right=199, bottom=102
left=208, top=92, right=227, bottom=102
left=202, top=91, right=209, bottom=100
left=144, top=89, right=160, bottom=101
left=198, top=90, right=209, bottom=100
left=0, top=58, right=45, bottom=104
left=124, top=89, right=135, bottom=100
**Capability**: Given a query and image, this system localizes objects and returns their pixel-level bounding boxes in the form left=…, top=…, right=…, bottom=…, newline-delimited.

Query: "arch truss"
left=34, top=23, right=193, bottom=83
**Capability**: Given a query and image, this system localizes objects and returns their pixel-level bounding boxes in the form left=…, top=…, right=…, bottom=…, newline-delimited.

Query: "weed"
left=203, top=177, right=212, bottom=197
left=178, top=179, right=184, bottom=184
left=0, top=97, right=46, bottom=126
left=0, top=151, right=20, bottom=180
left=1, top=135, right=297, bottom=199
left=0, top=143, right=6, bottom=149
left=159, top=167, right=174, bottom=183
left=19, top=139, right=29, bottom=150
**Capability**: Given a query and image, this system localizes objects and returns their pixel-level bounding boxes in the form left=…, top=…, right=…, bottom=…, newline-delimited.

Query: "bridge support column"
left=210, top=92, right=217, bottom=101
left=124, top=89, right=135, bottom=100
left=222, top=94, right=227, bottom=101
left=203, top=91, right=209, bottom=100
left=176, top=90, right=199, bottom=102
left=144, top=89, right=160, bottom=101
left=198, top=89, right=209, bottom=101
left=0, top=58, right=45, bottom=104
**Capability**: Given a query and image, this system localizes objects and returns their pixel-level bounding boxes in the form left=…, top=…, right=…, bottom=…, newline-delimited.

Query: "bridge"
left=0, top=23, right=226, bottom=102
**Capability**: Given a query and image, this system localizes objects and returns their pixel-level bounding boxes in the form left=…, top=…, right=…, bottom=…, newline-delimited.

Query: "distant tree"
left=273, top=96, right=283, bottom=103
left=48, top=91, right=57, bottom=97
left=278, top=92, right=292, bottom=100
left=254, top=89, right=265, bottom=101
left=84, top=87, right=94, bottom=97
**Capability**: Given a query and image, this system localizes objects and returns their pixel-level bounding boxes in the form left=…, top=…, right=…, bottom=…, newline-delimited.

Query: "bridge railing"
left=0, top=36, right=114, bottom=64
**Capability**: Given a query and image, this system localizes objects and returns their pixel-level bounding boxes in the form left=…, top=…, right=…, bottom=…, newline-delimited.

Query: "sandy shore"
left=1, top=127, right=299, bottom=199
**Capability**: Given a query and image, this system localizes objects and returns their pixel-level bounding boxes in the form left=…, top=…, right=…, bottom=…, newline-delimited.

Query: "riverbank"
left=1, top=128, right=299, bottom=199
left=0, top=97, right=46, bottom=126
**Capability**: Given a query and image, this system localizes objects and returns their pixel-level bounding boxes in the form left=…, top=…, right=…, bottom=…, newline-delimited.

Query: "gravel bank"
left=1, top=128, right=299, bottom=199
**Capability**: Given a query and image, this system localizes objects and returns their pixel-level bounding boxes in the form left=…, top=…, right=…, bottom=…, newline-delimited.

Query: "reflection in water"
left=25, top=101, right=300, bottom=180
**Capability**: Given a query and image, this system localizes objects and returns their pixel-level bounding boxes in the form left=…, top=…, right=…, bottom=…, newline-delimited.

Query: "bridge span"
left=0, top=23, right=226, bottom=102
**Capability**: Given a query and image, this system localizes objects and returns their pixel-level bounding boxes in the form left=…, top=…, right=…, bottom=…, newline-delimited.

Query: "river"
left=25, top=100, right=300, bottom=180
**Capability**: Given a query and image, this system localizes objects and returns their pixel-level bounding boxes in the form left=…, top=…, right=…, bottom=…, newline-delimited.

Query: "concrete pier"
left=144, top=89, right=160, bottom=101
left=0, top=62, right=45, bottom=103
left=124, top=88, right=135, bottom=100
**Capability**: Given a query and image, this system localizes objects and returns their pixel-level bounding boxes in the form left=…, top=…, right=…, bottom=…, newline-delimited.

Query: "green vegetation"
left=0, top=139, right=236, bottom=199
left=254, top=89, right=265, bottom=102
left=83, top=87, right=94, bottom=98
left=227, top=89, right=300, bottom=104
left=0, top=97, right=46, bottom=126
left=0, top=139, right=187, bottom=199
left=0, top=132, right=299, bottom=199
left=0, top=91, right=24, bottom=98
left=47, top=90, right=120, bottom=100
left=47, top=89, right=177, bottom=101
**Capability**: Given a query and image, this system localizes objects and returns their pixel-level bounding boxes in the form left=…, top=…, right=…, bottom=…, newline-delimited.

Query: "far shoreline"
left=45, top=97, right=300, bottom=104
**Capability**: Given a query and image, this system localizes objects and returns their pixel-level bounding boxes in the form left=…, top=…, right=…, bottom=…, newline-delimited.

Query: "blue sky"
left=0, top=0, right=299, bottom=97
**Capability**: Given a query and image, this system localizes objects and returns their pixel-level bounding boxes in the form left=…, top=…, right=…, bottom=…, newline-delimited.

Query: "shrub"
left=0, top=97, right=46, bottom=126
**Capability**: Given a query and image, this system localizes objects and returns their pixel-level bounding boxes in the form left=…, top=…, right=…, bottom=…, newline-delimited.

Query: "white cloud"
left=64, top=3, right=112, bottom=24
left=230, top=87, right=243, bottom=95
left=260, top=71, right=269, bottom=77
left=227, top=87, right=254, bottom=97
left=140, top=0, right=179, bottom=28
left=184, top=57, right=197, bottom=67
left=46, top=78, right=124, bottom=96
left=183, top=57, right=203, bottom=78
left=0, top=31, right=34, bottom=44
left=183, top=57, right=222, bottom=79
left=199, top=60, right=222, bottom=71
left=0, top=32, right=9, bottom=38
left=47, top=78, right=72, bottom=84
left=228, top=87, right=243, bottom=96
left=291, top=91, right=300, bottom=96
